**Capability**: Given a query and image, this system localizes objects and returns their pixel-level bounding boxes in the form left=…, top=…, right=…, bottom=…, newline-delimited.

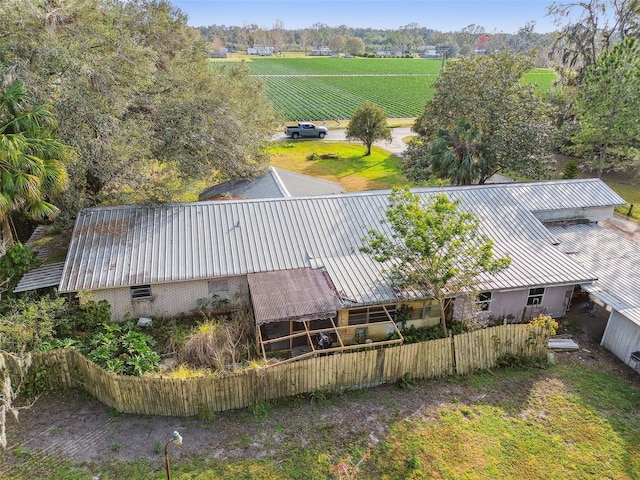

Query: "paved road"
left=273, top=127, right=415, bottom=155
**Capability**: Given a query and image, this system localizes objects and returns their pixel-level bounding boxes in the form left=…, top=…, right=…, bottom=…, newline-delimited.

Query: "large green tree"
left=345, top=102, right=392, bottom=156
left=0, top=0, right=276, bottom=215
left=565, top=37, right=640, bottom=174
left=406, top=50, right=555, bottom=184
left=0, top=80, right=70, bottom=245
left=361, top=188, right=510, bottom=337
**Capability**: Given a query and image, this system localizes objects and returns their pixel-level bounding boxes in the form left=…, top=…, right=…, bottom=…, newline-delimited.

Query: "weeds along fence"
left=30, top=325, right=547, bottom=417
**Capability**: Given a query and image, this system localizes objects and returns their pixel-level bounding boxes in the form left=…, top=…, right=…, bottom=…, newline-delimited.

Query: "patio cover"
left=247, top=268, right=340, bottom=325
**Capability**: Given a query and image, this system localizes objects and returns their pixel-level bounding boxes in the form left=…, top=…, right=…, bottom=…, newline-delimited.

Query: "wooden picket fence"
left=30, top=325, right=547, bottom=416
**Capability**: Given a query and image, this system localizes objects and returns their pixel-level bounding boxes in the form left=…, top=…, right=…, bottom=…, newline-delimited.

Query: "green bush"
left=0, top=294, right=65, bottom=351
left=562, top=160, right=579, bottom=179
left=391, top=324, right=444, bottom=343
left=0, top=244, right=37, bottom=294
left=55, top=299, right=111, bottom=337
left=84, top=321, right=159, bottom=376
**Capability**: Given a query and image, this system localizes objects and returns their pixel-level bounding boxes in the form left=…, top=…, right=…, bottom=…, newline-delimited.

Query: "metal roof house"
left=57, top=178, right=625, bottom=361
left=198, top=167, right=345, bottom=201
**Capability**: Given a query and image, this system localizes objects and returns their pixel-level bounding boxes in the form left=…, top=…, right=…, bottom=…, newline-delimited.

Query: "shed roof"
left=548, top=223, right=640, bottom=326
left=59, top=179, right=614, bottom=301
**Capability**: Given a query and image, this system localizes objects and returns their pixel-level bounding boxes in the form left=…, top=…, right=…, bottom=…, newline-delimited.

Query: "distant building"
left=309, top=46, right=332, bottom=56
left=421, top=46, right=439, bottom=58
left=247, top=45, right=274, bottom=56
left=376, top=48, right=403, bottom=57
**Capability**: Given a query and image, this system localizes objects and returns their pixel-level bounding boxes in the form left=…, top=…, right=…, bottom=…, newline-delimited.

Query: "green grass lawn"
left=610, top=182, right=640, bottom=221
left=5, top=354, right=639, bottom=479
left=267, top=140, right=411, bottom=191
left=365, top=361, right=640, bottom=479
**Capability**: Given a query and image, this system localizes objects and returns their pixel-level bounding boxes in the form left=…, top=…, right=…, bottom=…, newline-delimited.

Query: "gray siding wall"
left=89, top=276, right=249, bottom=321
left=601, top=311, right=640, bottom=367
left=474, top=285, right=572, bottom=322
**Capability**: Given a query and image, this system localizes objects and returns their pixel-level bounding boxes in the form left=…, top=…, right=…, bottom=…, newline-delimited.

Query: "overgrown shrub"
left=84, top=321, right=159, bottom=376
left=0, top=294, right=65, bottom=352
left=178, top=308, right=255, bottom=371
left=392, top=319, right=487, bottom=344
left=390, top=324, right=444, bottom=343
left=54, top=299, right=111, bottom=338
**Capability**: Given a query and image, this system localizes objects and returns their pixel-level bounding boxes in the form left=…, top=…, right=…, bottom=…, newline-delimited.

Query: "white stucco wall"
left=86, top=276, right=249, bottom=321
left=601, top=311, right=640, bottom=367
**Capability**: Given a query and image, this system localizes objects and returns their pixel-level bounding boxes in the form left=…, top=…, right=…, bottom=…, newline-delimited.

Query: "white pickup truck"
left=284, top=122, right=328, bottom=139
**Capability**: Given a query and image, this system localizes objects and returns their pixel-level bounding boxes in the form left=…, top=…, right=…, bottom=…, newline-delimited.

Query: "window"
left=527, top=287, right=545, bottom=305
left=130, top=285, right=152, bottom=299
left=476, top=292, right=492, bottom=311
left=408, top=302, right=437, bottom=320
left=208, top=279, right=229, bottom=295
left=348, top=305, right=397, bottom=325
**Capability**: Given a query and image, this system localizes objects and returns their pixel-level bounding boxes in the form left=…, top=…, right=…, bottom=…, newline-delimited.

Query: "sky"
left=170, top=0, right=559, bottom=34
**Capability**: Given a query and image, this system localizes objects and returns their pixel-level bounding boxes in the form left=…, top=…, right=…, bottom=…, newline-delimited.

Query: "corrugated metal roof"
left=549, top=223, right=640, bottom=326
left=498, top=178, right=626, bottom=212
left=311, top=254, right=397, bottom=306
left=248, top=268, right=339, bottom=324
left=312, top=236, right=597, bottom=307
left=198, top=167, right=345, bottom=201
left=198, top=169, right=285, bottom=200
left=14, top=262, right=65, bottom=293
left=60, top=180, right=615, bottom=296
left=271, top=167, right=345, bottom=197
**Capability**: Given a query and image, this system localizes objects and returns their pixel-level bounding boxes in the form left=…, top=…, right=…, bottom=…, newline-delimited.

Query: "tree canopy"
left=361, top=188, right=510, bottom=336
left=564, top=37, right=640, bottom=174
left=0, top=0, right=276, bottom=218
left=548, top=0, right=640, bottom=83
left=405, top=51, right=555, bottom=184
left=0, top=80, right=70, bottom=244
left=345, top=102, right=392, bottom=156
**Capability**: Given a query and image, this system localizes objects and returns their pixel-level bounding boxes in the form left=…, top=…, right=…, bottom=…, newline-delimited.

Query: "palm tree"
left=0, top=80, right=70, bottom=245
left=427, top=117, right=490, bottom=185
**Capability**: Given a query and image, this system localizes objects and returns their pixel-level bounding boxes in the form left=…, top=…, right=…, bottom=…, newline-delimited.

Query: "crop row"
left=241, top=57, right=445, bottom=76
left=263, top=75, right=436, bottom=120
left=210, top=58, right=556, bottom=121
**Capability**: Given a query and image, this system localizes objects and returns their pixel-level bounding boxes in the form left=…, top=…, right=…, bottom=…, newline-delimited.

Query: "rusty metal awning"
left=247, top=268, right=340, bottom=325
